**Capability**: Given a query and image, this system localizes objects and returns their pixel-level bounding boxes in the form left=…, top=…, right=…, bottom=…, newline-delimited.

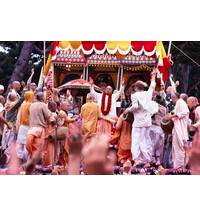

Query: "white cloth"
left=172, top=98, right=189, bottom=168
left=91, top=86, right=123, bottom=118
left=16, top=125, right=29, bottom=161
left=149, top=125, right=165, bottom=157
left=127, top=80, right=157, bottom=128
left=0, top=85, right=4, bottom=91
left=0, top=103, right=5, bottom=113
left=17, top=125, right=29, bottom=145
left=131, top=127, right=153, bottom=163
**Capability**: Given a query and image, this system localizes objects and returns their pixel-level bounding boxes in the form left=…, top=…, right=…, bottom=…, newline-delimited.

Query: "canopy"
left=54, top=41, right=157, bottom=57
left=43, top=41, right=171, bottom=84
left=58, top=79, right=101, bottom=91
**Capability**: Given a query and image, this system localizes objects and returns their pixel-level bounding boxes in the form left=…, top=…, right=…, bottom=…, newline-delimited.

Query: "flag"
left=156, top=41, right=172, bottom=83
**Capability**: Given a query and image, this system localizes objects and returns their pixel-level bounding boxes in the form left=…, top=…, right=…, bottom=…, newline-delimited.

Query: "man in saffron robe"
left=26, top=92, right=50, bottom=159
left=80, top=93, right=101, bottom=140
left=187, top=97, right=200, bottom=149
left=115, top=110, right=133, bottom=164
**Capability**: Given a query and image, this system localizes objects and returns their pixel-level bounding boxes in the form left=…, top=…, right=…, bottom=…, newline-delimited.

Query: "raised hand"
left=89, top=77, right=94, bottom=85
left=31, top=68, right=35, bottom=75
left=151, top=68, right=158, bottom=78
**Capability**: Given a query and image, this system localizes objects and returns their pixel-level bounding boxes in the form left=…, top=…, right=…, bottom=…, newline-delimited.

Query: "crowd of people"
left=0, top=68, right=200, bottom=175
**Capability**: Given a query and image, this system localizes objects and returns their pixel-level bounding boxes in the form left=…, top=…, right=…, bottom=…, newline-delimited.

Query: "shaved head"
left=12, top=81, right=21, bottom=91
left=180, top=93, right=188, bottom=102
left=86, top=93, right=94, bottom=101
left=187, top=96, right=199, bottom=109
left=36, top=92, right=44, bottom=102
left=60, top=101, right=69, bottom=112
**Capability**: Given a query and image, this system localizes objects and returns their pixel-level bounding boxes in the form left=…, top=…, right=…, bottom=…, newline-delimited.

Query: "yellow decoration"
left=107, top=41, right=130, bottom=51
left=107, top=41, right=118, bottom=50
left=69, top=41, right=81, bottom=49
left=59, top=41, right=69, bottom=49
left=118, top=41, right=131, bottom=51
left=156, top=41, right=167, bottom=62
left=44, top=54, right=52, bottom=76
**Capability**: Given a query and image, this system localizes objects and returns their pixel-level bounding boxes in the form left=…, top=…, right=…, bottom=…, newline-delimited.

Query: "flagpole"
left=167, top=41, right=172, bottom=56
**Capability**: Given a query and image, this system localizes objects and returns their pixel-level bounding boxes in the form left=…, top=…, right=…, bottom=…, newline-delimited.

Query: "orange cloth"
left=42, top=112, right=57, bottom=166
left=96, top=119, right=112, bottom=139
left=191, top=107, right=200, bottom=149
left=43, top=111, right=71, bottom=167
left=19, top=91, right=34, bottom=125
left=80, top=102, right=101, bottom=138
left=26, top=127, right=47, bottom=157
left=116, top=115, right=132, bottom=162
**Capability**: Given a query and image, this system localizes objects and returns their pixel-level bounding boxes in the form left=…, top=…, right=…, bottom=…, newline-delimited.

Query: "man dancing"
left=124, top=69, right=158, bottom=167
left=90, top=78, right=124, bottom=138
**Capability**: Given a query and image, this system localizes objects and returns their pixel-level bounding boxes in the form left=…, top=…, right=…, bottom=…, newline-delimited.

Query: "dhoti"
left=131, top=127, right=152, bottom=164
left=172, top=129, right=186, bottom=168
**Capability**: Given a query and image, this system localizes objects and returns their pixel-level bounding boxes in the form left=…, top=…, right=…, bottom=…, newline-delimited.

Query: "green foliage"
left=0, top=41, right=50, bottom=88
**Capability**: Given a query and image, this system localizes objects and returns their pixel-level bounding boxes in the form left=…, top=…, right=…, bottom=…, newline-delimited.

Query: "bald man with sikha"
left=80, top=93, right=101, bottom=140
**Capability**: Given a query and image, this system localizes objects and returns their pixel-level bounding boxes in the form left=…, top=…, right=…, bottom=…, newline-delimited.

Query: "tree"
left=0, top=41, right=51, bottom=88
left=10, top=41, right=34, bottom=82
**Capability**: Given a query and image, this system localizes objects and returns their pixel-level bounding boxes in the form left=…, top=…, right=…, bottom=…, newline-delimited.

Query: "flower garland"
left=101, top=93, right=112, bottom=116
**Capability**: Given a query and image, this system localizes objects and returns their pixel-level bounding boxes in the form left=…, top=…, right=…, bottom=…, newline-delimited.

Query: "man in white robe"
left=90, top=79, right=124, bottom=138
left=90, top=82, right=124, bottom=119
left=170, top=93, right=189, bottom=169
left=124, top=70, right=158, bottom=166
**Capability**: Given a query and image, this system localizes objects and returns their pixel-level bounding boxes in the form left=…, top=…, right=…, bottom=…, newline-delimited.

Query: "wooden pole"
left=116, top=66, right=120, bottom=90
left=43, top=41, right=46, bottom=72
left=120, top=66, right=124, bottom=86
left=167, top=41, right=172, bottom=56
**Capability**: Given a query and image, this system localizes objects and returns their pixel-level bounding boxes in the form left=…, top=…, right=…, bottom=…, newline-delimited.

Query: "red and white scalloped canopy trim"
left=130, top=46, right=156, bottom=56
left=53, top=43, right=157, bottom=57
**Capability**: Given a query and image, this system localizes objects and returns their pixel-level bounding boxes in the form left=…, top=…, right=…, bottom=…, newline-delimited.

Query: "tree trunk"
left=10, top=41, right=34, bottom=82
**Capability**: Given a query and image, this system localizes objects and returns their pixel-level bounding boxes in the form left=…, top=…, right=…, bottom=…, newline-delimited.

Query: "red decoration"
left=101, top=93, right=112, bottom=116
left=131, top=41, right=143, bottom=51
left=93, top=41, right=106, bottom=50
left=143, top=41, right=156, bottom=52
left=158, top=56, right=172, bottom=83
left=82, top=41, right=94, bottom=51
left=50, top=41, right=59, bottom=56
left=131, top=41, right=156, bottom=52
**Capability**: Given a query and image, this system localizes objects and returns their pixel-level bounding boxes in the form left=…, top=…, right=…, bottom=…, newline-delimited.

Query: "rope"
left=172, top=43, right=200, bottom=67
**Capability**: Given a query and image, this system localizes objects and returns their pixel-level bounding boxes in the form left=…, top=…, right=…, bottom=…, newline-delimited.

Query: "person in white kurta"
left=90, top=85, right=123, bottom=119
left=90, top=81, right=124, bottom=139
left=170, top=94, right=189, bottom=169
left=124, top=71, right=158, bottom=165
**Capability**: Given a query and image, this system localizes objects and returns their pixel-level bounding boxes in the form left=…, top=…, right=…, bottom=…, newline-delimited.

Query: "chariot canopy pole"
left=167, top=41, right=172, bottom=56
left=43, top=41, right=46, bottom=73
